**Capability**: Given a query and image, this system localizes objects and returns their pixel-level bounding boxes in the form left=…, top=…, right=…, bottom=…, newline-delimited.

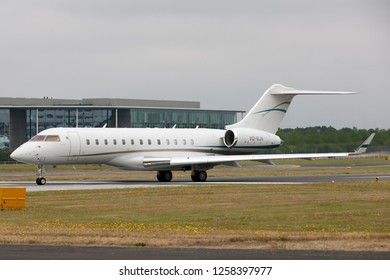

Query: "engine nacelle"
left=223, top=129, right=238, bottom=148
left=223, top=128, right=282, bottom=149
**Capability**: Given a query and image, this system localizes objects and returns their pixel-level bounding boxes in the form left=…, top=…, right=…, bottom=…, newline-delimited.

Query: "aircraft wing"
left=144, top=133, right=375, bottom=169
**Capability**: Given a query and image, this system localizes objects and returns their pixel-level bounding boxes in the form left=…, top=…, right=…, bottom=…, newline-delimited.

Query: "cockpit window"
left=31, top=135, right=46, bottom=142
left=45, top=135, right=61, bottom=142
left=30, top=135, right=61, bottom=142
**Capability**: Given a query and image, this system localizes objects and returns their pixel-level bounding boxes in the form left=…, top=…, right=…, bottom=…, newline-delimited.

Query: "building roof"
left=0, top=97, right=200, bottom=109
left=0, top=97, right=244, bottom=114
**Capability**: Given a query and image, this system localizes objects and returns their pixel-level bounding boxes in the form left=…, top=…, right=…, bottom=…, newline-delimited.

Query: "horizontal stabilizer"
left=270, top=84, right=356, bottom=95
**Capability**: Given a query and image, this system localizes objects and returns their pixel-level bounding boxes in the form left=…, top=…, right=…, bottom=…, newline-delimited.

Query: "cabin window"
left=183, top=139, right=187, bottom=145
left=122, top=139, right=126, bottom=145
left=31, top=135, right=46, bottom=142
left=148, top=139, right=152, bottom=145
left=113, top=139, right=117, bottom=145
left=174, top=139, right=178, bottom=145
left=95, top=139, right=99, bottom=145
left=86, top=139, right=90, bottom=145
left=45, top=135, right=61, bottom=142
left=166, top=139, right=170, bottom=145
left=139, top=139, right=143, bottom=145
left=157, top=139, right=161, bottom=145
left=190, top=139, right=194, bottom=145
left=131, top=139, right=135, bottom=145
left=104, top=139, right=108, bottom=145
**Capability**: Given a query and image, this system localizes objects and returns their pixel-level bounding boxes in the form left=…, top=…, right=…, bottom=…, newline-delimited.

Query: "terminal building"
left=0, top=97, right=243, bottom=151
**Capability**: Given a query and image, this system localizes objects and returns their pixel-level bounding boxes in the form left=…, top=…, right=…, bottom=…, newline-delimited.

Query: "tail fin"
left=349, top=133, right=375, bottom=155
left=227, top=84, right=355, bottom=134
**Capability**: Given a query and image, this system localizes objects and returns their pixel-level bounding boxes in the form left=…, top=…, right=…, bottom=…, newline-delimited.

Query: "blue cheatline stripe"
left=252, top=101, right=291, bottom=115
left=204, top=145, right=280, bottom=150
left=253, top=108, right=287, bottom=114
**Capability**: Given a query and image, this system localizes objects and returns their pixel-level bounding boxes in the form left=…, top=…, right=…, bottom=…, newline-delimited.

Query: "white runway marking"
left=0, top=180, right=303, bottom=192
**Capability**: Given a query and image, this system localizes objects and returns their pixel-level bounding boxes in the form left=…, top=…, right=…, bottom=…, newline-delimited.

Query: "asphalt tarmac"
left=1, top=172, right=389, bottom=192
left=0, top=245, right=389, bottom=260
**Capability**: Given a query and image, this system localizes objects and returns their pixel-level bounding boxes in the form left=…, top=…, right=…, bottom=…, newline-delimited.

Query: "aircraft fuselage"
left=11, top=127, right=282, bottom=171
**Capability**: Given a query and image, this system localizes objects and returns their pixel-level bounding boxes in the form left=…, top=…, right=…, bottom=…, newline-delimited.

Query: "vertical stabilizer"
left=226, top=84, right=355, bottom=134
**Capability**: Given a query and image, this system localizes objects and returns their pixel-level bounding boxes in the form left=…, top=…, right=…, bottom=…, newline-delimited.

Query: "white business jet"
left=11, top=84, right=374, bottom=185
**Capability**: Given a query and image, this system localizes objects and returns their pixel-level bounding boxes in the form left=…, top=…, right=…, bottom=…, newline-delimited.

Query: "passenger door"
left=67, top=131, right=81, bottom=161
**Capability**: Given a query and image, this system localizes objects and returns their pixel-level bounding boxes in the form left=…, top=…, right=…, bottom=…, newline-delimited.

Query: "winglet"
left=349, top=133, right=375, bottom=155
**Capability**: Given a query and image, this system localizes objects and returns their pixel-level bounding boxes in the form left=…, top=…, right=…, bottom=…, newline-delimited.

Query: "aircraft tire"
left=157, top=171, right=172, bottom=182
left=191, top=171, right=207, bottom=182
left=36, top=177, right=47, bottom=185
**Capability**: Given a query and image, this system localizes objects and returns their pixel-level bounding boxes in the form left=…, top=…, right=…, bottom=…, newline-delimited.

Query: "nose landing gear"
left=36, top=177, right=47, bottom=185
left=36, top=165, right=47, bottom=185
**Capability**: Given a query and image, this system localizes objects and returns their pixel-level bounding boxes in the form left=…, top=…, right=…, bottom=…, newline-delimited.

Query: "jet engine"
left=223, top=129, right=238, bottom=148
left=223, top=128, right=282, bottom=149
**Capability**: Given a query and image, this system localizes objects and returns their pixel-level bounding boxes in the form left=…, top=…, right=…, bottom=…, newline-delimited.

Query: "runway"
left=1, top=172, right=389, bottom=192
left=1, top=245, right=389, bottom=260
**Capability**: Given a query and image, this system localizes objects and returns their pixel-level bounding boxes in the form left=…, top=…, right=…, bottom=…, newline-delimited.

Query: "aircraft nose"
left=11, top=144, right=45, bottom=164
left=10, top=148, right=23, bottom=162
left=10, top=146, right=33, bottom=163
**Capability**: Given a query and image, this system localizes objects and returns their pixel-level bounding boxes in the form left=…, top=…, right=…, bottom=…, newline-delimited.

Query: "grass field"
left=1, top=181, right=389, bottom=251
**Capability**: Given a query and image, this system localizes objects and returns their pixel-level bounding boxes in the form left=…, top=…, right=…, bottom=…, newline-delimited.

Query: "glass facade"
left=25, top=108, right=235, bottom=136
left=26, top=109, right=113, bottom=139
left=78, top=109, right=113, bottom=128
left=0, top=106, right=239, bottom=151
left=130, top=108, right=236, bottom=129
left=0, top=109, right=10, bottom=150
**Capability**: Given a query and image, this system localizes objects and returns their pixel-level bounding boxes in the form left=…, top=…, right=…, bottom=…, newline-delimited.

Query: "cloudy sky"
left=1, top=0, right=389, bottom=129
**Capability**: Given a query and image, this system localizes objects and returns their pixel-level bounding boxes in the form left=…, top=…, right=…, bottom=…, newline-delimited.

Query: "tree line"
left=274, top=127, right=390, bottom=153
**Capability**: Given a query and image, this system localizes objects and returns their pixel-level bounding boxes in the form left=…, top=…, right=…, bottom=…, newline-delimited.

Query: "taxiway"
left=1, top=172, right=389, bottom=192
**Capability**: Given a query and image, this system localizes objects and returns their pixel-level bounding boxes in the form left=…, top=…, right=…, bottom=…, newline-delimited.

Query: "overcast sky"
left=1, top=0, right=389, bottom=129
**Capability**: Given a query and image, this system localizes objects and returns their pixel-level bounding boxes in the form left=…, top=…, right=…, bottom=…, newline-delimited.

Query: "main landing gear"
left=156, top=171, right=173, bottom=182
left=191, top=170, right=207, bottom=182
left=36, top=164, right=47, bottom=185
left=156, top=170, right=208, bottom=182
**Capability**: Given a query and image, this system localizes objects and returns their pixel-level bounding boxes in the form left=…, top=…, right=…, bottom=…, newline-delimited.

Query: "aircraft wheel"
left=191, top=171, right=207, bottom=182
left=36, top=177, right=47, bottom=185
left=198, top=171, right=207, bottom=182
left=157, top=171, right=172, bottom=182
left=191, top=174, right=198, bottom=182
